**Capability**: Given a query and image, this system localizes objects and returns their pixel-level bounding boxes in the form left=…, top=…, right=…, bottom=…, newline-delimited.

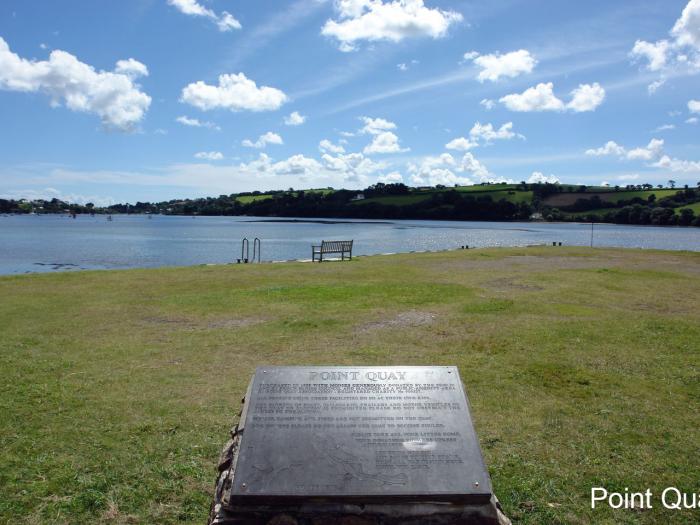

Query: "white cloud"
left=378, top=171, right=404, bottom=183
left=322, top=0, right=463, bottom=52
left=175, top=115, right=220, bottom=130
left=480, top=98, right=495, bottom=110
left=167, top=0, right=241, bottom=32
left=627, top=138, right=664, bottom=160
left=0, top=37, right=151, bottom=131
left=527, top=171, right=560, bottom=184
left=360, top=116, right=397, bottom=134
left=363, top=131, right=409, bottom=154
left=271, top=154, right=322, bottom=175
left=181, top=73, right=288, bottom=112
left=647, top=78, right=666, bottom=94
left=320, top=150, right=385, bottom=185
left=651, top=155, right=700, bottom=172
left=689, top=99, right=700, bottom=113
left=0, top=187, right=116, bottom=207
left=445, top=137, right=477, bottom=151
left=586, top=138, right=664, bottom=161
left=469, top=121, right=523, bottom=142
left=499, top=82, right=605, bottom=113
left=284, top=111, right=306, bottom=125
left=584, top=138, right=700, bottom=173
left=687, top=116, right=699, bottom=124
left=194, top=151, right=224, bottom=160
left=585, top=141, right=627, bottom=157
left=216, top=11, right=242, bottom=32
left=499, top=82, right=565, bottom=112
left=242, top=131, right=284, bottom=149
left=115, top=58, right=149, bottom=79
left=617, top=174, right=640, bottom=181
left=671, top=0, right=700, bottom=49
left=407, top=152, right=491, bottom=186
left=566, top=83, right=606, bottom=112
left=466, top=49, right=537, bottom=82
left=631, top=39, right=671, bottom=71
left=319, top=139, right=345, bottom=154
left=653, top=123, right=675, bottom=132
left=397, top=63, right=408, bottom=71
left=630, top=0, right=700, bottom=74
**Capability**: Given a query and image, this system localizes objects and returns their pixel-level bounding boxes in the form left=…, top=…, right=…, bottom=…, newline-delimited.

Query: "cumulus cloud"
left=567, top=83, right=606, bottom=112
left=445, top=137, right=477, bottom=151
left=465, top=49, right=536, bottom=82
left=360, top=116, right=397, bottom=134
left=115, top=58, right=149, bottom=78
left=585, top=137, right=700, bottom=173
left=499, top=82, right=605, bottom=112
left=167, top=0, right=241, bottom=32
left=469, top=121, right=523, bottom=142
left=527, top=171, right=560, bottom=184
left=194, top=151, right=224, bottom=160
left=322, top=0, right=463, bottom=52
left=445, top=122, right=523, bottom=153
left=176, top=115, right=220, bottom=130
left=585, top=141, right=626, bottom=157
left=320, top=150, right=384, bottom=185
left=630, top=0, right=700, bottom=81
left=242, top=131, right=284, bottom=149
left=631, top=39, right=671, bottom=71
left=651, top=155, right=700, bottom=172
left=499, top=82, right=564, bottom=112
left=0, top=37, right=150, bottom=131
left=284, top=111, right=306, bottom=126
left=689, top=99, right=700, bottom=113
left=181, top=73, right=288, bottom=112
left=585, top=138, right=664, bottom=161
left=319, top=139, right=345, bottom=154
left=363, top=131, right=409, bottom=154
left=378, top=171, right=404, bottom=183
left=407, top=152, right=491, bottom=186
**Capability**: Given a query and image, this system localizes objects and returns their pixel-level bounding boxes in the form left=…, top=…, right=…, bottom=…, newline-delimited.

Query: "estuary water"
left=0, top=214, right=698, bottom=275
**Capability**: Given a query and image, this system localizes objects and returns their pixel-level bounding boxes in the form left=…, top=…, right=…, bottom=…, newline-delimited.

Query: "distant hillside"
left=3, top=182, right=699, bottom=227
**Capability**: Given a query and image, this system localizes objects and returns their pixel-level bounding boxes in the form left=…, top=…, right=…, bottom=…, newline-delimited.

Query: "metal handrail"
left=253, top=238, right=261, bottom=263
left=240, top=237, right=249, bottom=263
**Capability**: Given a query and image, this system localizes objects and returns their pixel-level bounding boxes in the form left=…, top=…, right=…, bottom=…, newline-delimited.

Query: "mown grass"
left=1, top=247, right=699, bottom=524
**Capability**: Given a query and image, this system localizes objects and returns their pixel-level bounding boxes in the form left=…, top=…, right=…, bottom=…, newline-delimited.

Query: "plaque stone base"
left=208, top=367, right=511, bottom=525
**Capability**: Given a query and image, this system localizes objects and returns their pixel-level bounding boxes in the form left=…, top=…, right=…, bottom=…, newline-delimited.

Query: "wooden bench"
left=312, top=240, right=353, bottom=262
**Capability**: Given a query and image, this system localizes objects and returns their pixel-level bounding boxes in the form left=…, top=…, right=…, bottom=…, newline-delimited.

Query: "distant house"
left=351, top=193, right=365, bottom=201
left=530, top=212, right=544, bottom=221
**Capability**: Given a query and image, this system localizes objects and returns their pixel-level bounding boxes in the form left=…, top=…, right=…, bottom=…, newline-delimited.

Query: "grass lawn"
left=234, top=194, right=273, bottom=204
left=1, top=247, right=699, bottom=524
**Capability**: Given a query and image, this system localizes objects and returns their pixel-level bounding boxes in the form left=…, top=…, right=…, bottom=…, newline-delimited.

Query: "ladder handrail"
left=253, top=238, right=261, bottom=263
left=241, top=237, right=249, bottom=262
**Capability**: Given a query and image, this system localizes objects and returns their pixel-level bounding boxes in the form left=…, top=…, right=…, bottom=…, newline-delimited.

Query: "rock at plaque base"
left=208, top=430, right=511, bottom=525
left=208, top=367, right=511, bottom=525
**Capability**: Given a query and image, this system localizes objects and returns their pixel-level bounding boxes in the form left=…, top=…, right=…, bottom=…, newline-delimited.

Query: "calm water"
left=0, top=214, right=698, bottom=274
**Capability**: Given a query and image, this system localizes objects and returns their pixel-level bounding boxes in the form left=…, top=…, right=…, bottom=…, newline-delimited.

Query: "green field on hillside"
left=1, top=247, right=699, bottom=524
left=235, top=194, right=273, bottom=204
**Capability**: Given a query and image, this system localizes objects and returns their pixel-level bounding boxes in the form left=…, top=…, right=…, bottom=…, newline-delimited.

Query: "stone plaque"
left=230, top=366, right=492, bottom=504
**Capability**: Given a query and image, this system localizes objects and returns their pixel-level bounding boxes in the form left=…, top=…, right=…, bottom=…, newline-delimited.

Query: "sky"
left=0, top=0, right=699, bottom=206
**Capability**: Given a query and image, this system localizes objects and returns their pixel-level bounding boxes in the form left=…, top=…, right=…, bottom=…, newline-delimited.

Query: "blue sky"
left=1, top=0, right=699, bottom=205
